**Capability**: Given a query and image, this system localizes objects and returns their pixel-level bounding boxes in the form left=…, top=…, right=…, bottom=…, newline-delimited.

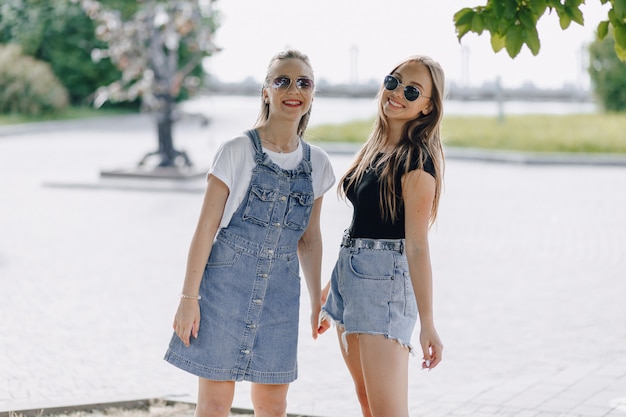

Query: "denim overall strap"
left=292, top=140, right=312, bottom=176
left=244, top=129, right=267, bottom=165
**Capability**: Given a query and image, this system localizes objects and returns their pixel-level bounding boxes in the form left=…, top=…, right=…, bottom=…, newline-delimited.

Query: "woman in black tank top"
left=321, top=55, right=446, bottom=417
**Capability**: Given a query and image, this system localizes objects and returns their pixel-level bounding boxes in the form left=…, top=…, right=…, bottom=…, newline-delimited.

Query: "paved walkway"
left=1, top=111, right=625, bottom=417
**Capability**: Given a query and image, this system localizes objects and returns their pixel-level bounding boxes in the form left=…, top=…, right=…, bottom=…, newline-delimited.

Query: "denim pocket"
left=348, top=250, right=393, bottom=280
left=242, top=185, right=276, bottom=226
left=284, top=192, right=314, bottom=231
left=207, top=240, right=241, bottom=267
left=286, top=255, right=301, bottom=280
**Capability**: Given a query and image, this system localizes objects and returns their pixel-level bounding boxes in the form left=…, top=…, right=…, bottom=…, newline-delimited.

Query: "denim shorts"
left=321, top=237, right=417, bottom=353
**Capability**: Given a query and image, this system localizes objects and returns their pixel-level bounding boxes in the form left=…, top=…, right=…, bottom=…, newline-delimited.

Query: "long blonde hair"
left=254, top=49, right=314, bottom=137
left=340, top=55, right=445, bottom=227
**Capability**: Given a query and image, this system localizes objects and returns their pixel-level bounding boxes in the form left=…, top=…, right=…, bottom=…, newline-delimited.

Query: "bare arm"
left=402, top=169, right=443, bottom=369
left=297, top=196, right=326, bottom=339
left=173, top=174, right=229, bottom=346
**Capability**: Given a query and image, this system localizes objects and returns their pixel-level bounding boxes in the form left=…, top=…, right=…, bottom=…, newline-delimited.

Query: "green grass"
left=0, top=106, right=136, bottom=126
left=6, top=108, right=626, bottom=154
left=307, top=113, right=626, bottom=154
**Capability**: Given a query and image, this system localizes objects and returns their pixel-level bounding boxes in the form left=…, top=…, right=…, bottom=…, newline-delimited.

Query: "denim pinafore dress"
left=164, top=129, right=314, bottom=384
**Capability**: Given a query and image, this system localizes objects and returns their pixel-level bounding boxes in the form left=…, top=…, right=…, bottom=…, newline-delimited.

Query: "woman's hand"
left=419, top=324, right=443, bottom=370
left=310, top=303, right=331, bottom=339
left=314, top=281, right=332, bottom=336
left=173, top=299, right=201, bottom=347
left=316, top=311, right=331, bottom=337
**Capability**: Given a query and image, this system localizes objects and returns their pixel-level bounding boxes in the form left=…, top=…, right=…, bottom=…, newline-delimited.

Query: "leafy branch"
left=454, top=0, right=626, bottom=61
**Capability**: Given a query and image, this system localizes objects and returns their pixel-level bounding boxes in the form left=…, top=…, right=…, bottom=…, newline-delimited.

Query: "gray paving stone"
left=1, top=108, right=625, bottom=417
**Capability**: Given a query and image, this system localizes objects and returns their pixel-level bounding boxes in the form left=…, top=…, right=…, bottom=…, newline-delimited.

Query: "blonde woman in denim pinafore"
left=165, top=50, right=335, bottom=417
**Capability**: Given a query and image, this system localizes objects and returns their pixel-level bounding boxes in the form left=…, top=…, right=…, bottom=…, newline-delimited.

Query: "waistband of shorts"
left=341, top=234, right=404, bottom=253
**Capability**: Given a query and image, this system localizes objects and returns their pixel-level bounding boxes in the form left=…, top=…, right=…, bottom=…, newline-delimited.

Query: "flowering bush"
left=0, top=44, right=69, bottom=115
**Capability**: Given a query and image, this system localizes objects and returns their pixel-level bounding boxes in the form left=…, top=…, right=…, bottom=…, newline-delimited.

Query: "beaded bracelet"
left=180, top=294, right=202, bottom=300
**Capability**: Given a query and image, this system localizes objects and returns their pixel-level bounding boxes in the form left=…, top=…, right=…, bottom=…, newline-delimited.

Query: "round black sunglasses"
left=383, top=75, right=429, bottom=101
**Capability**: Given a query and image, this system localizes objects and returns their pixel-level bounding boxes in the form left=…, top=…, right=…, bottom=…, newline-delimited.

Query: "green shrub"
left=589, top=30, right=626, bottom=112
left=0, top=43, right=69, bottom=115
left=0, top=0, right=126, bottom=106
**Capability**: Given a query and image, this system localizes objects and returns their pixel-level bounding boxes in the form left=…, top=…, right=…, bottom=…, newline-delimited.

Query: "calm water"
left=182, top=94, right=598, bottom=127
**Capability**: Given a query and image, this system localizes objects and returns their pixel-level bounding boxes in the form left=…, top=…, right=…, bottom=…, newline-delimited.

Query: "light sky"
left=204, top=0, right=610, bottom=89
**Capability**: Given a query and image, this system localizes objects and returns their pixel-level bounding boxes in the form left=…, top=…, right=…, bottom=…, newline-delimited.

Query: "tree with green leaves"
left=454, top=0, right=626, bottom=61
left=0, top=0, right=132, bottom=106
left=74, top=0, right=220, bottom=168
left=589, top=28, right=626, bottom=110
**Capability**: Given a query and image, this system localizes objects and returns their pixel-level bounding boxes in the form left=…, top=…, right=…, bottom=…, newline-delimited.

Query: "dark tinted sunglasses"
left=271, top=76, right=315, bottom=91
left=383, top=75, right=428, bottom=101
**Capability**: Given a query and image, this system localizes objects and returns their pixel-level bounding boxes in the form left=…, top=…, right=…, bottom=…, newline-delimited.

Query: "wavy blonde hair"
left=340, top=55, right=445, bottom=227
left=254, top=49, right=314, bottom=137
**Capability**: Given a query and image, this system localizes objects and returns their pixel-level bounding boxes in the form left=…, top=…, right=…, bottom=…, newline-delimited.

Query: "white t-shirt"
left=210, top=133, right=336, bottom=230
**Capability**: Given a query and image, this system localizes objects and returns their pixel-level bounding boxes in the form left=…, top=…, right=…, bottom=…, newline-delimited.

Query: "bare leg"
left=359, top=334, right=410, bottom=417
left=337, top=328, right=372, bottom=417
left=250, top=383, right=289, bottom=417
left=195, top=378, right=235, bottom=417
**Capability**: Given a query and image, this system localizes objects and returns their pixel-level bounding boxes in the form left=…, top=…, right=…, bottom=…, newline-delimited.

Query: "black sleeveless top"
left=345, top=152, right=435, bottom=239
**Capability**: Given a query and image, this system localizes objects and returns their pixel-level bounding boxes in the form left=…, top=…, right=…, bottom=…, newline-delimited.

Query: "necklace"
left=261, top=137, right=299, bottom=153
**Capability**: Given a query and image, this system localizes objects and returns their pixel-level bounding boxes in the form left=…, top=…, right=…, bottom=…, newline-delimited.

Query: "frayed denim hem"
left=340, top=331, right=415, bottom=356
left=319, top=310, right=414, bottom=356
left=319, top=309, right=343, bottom=328
left=319, top=310, right=348, bottom=352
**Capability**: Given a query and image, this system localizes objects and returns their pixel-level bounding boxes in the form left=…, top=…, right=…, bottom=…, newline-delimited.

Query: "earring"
left=264, top=99, right=269, bottom=104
